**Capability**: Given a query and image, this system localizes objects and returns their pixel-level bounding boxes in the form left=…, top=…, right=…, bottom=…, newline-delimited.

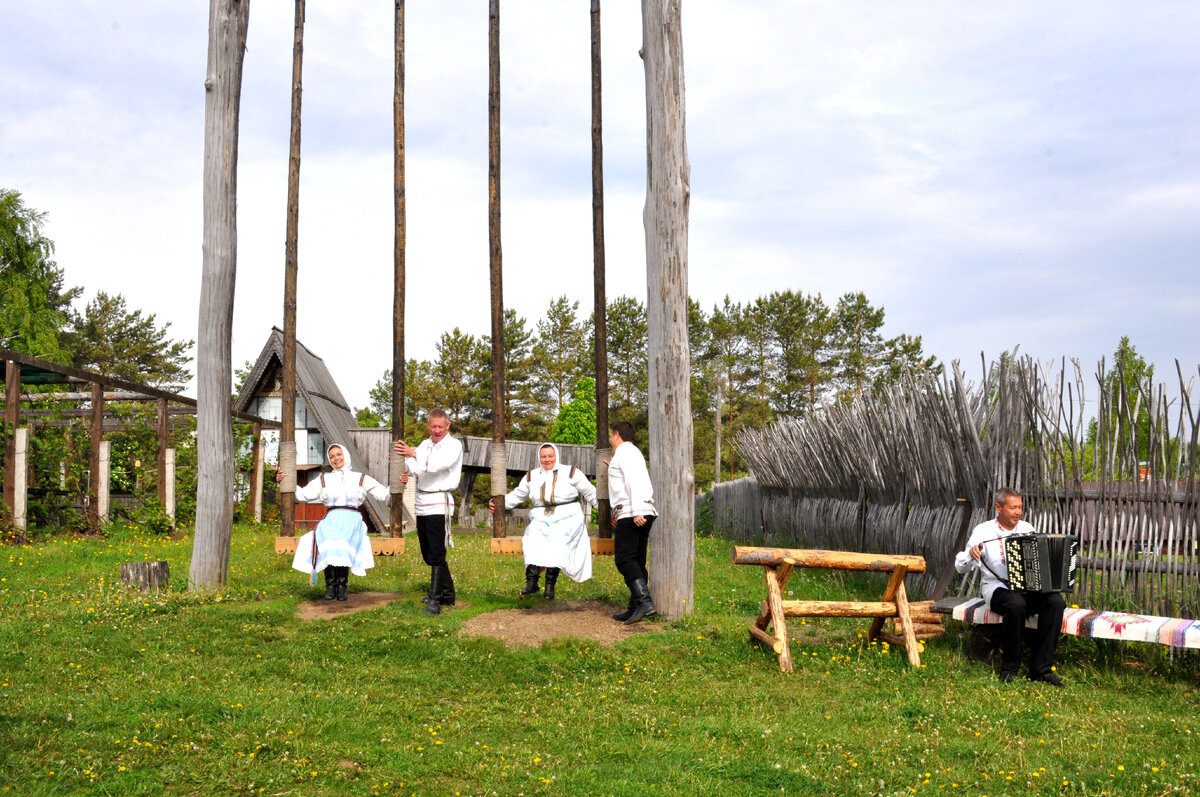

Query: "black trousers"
left=416, top=514, right=449, bottom=568
left=989, top=588, right=1065, bottom=675
left=614, top=516, right=654, bottom=587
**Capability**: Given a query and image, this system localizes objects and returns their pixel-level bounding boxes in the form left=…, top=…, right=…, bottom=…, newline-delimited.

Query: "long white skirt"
left=290, top=508, right=375, bottom=577
left=522, top=504, right=592, bottom=583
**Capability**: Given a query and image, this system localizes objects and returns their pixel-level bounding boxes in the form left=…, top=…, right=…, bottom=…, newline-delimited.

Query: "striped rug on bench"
left=932, top=597, right=1200, bottom=650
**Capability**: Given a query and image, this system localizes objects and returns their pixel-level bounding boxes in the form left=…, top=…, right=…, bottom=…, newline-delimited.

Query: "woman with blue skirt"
left=284, top=443, right=389, bottom=600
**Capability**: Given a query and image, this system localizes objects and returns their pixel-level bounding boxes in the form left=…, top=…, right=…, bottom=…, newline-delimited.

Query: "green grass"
left=1, top=524, right=1197, bottom=796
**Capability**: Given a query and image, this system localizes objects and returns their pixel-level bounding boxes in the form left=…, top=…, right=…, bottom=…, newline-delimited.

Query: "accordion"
left=1003, top=534, right=1079, bottom=594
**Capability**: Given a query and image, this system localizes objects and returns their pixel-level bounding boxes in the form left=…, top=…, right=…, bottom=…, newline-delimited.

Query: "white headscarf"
left=538, top=443, right=561, bottom=473
left=326, top=442, right=352, bottom=473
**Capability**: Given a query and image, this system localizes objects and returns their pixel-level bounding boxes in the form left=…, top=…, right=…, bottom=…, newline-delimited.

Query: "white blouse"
left=295, top=467, right=390, bottom=508
left=505, top=465, right=597, bottom=512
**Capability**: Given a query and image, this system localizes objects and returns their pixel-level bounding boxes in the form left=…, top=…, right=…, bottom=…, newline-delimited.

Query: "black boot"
left=439, top=566, right=456, bottom=606
left=424, top=567, right=442, bottom=615
left=336, top=567, right=349, bottom=602
left=612, top=596, right=636, bottom=621
left=520, top=565, right=541, bottom=597
left=543, top=568, right=560, bottom=600
left=323, top=568, right=337, bottom=600
left=624, top=579, right=656, bottom=624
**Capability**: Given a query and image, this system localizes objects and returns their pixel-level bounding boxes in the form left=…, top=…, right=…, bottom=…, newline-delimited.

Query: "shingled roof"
left=235, top=328, right=390, bottom=533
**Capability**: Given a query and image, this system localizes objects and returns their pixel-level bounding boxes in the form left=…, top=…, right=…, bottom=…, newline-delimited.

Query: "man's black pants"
left=989, top=588, right=1065, bottom=675
left=614, top=516, right=654, bottom=587
left=416, top=514, right=449, bottom=568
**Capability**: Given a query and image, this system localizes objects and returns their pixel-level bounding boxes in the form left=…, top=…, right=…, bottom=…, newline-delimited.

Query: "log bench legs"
left=744, top=553, right=925, bottom=671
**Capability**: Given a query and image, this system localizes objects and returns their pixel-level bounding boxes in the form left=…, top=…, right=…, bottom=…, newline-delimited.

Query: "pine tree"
left=65, top=291, right=192, bottom=390
left=531, top=296, right=587, bottom=413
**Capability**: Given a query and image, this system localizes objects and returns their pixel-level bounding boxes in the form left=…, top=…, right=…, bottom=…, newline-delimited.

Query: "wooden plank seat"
left=932, top=596, right=1200, bottom=650
left=274, top=536, right=405, bottom=556
left=731, top=546, right=929, bottom=672
left=490, top=537, right=616, bottom=556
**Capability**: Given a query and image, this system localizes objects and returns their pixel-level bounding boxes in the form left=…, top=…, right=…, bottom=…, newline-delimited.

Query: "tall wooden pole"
left=87, top=382, right=104, bottom=532
left=642, top=0, right=693, bottom=619
left=390, top=0, right=407, bottom=536
left=591, top=0, right=611, bottom=537
left=156, top=397, right=169, bottom=502
left=3, top=360, right=20, bottom=523
left=279, top=0, right=305, bottom=537
left=192, top=0, right=249, bottom=589
left=488, top=0, right=507, bottom=538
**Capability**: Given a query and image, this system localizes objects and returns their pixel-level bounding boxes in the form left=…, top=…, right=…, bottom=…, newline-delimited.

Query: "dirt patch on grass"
left=460, top=600, right=653, bottom=648
left=295, top=591, right=405, bottom=620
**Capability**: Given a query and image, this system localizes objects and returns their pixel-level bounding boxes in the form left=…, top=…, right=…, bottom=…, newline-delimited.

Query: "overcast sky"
left=4, top=2, right=1198, bottom=413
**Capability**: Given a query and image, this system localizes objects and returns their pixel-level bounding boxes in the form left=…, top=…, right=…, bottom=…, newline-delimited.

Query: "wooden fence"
left=735, top=355, right=1200, bottom=618
left=700, top=476, right=761, bottom=542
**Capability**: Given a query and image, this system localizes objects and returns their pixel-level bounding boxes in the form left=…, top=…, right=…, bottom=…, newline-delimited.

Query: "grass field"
left=1, top=523, right=1197, bottom=796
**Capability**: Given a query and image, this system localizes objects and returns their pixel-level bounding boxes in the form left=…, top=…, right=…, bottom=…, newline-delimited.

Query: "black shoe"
left=612, top=598, right=636, bottom=621
left=438, top=566, right=456, bottom=606
left=424, top=567, right=442, bottom=615
left=998, top=670, right=1019, bottom=683
left=543, top=568, right=560, bottom=600
left=624, top=579, right=657, bottom=624
left=336, top=567, right=349, bottom=602
left=323, top=569, right=336, bottom=600
left=1029, top=671, right=1064, bottom=687
left=520, top=565, right=541, bottom=597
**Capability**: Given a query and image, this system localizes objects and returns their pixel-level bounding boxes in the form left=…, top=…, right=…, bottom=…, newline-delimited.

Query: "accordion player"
left=1002, top=533, right=1079, bottom=594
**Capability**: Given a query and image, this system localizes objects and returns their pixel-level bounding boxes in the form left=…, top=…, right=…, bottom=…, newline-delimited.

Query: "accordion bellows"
left=1003, top=534, right=1080, bottom=593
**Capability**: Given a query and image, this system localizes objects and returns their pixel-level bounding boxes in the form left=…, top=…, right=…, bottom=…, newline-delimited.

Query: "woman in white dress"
left=490, top=443, right=597, bottom=599
left=279, top=442, right=389, bottom=600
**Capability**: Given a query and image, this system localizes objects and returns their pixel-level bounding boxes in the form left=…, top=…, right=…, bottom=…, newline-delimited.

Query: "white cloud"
left=3, top=0, right=1199, bottom=409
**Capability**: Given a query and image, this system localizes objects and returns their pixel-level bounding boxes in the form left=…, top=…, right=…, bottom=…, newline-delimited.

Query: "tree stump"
left=122, top=561, right=170, bottom=592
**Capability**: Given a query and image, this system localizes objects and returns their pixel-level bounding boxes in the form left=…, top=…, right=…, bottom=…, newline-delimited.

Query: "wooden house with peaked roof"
left=234, top=328, right=393, bottom=534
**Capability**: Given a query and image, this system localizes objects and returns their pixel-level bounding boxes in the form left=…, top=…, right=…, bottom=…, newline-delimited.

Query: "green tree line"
left=357, top=290, right=938, bottom=487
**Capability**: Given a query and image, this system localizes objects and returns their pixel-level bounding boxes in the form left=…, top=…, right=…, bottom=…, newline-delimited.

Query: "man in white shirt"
left=394, top=410, right=463, bottom=615
left=955, top=487, right=1065, bottom=686
left=606, top=421, right=658, bottom=624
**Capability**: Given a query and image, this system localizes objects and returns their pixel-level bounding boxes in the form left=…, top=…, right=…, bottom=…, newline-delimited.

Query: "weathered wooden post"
left=247, top=420, right=262, bottom=520
left=488, top=0, right=507, bottom=539
left=591, top=0, right=612, bottom=537
left=165, top=448, right=177, bottom=522
left=192, top=0, right=249, bottom=589
left=97, top=440, right=111, bottom=525
left=156, top=397, right=169, bottom=504
left=12, top=427, right=27, bottom=532
left=389, top=0, right=408, bottom=536
left=278, top=0, right=304, bottom=539
left=642, top=0, right=693, bottom=620
left=87, top=381, right=105, bottom=532
left=250, top=431, right=264, bottom=522
left=3, top=359, right=19, bottom=523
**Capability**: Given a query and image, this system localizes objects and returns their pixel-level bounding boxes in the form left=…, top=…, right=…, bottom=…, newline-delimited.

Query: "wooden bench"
left=732, top=546, right=929, bottom=672
left=490, top=537, right=615, bottom=556
left=932, top=596, right=1200, bottom=650
left=274, top=536, right=405, bottom=556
